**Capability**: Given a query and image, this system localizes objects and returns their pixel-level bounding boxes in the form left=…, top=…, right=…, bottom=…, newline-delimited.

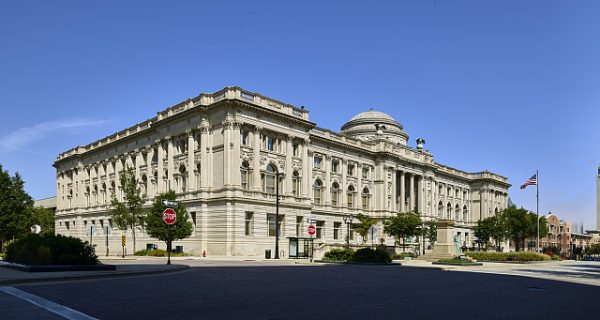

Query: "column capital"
left=186, top=128, right=195, bottom=137
left=253, top=126, right=263, bottom=133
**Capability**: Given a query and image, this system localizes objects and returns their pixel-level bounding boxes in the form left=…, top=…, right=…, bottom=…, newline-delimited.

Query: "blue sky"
left=1, top=1, right=599, bottom=229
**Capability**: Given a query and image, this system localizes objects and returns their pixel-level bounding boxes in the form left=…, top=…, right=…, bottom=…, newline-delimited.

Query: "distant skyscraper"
left=597, top=165, right=600, bottom=230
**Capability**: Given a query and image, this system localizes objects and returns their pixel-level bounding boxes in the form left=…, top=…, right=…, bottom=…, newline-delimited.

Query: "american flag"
left=520, top=174, right=537, bottom=189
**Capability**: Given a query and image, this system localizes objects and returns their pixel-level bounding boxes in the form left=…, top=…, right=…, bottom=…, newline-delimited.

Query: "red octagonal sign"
left=307, top=224, right=316, bottom=236
left=163, top=208, right=177, bottom=225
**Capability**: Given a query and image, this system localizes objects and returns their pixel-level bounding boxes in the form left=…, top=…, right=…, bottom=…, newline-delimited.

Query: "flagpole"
left=536, top=169, right=539, bottom=253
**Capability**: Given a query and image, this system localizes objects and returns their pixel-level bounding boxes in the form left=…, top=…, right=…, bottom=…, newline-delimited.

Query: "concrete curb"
left=0, top=264, right=189, bottom=286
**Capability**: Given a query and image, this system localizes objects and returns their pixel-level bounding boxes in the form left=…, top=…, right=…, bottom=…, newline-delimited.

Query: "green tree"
left=474, top=214, right=509, bottom=251
left=502, top=206, right=547, bottom=251
left=28, top=206, right=55, bottom=235
left=110, top=166, right=144, bottom=253
left=384, top=212, right=422, bottom=252
left=424, top=220, right=437, bottom=249
left=0, top=164, right=34, bottom=252
left=352, top=213, right=377, bottom=244
left=144, top=191, right=193, bottom=246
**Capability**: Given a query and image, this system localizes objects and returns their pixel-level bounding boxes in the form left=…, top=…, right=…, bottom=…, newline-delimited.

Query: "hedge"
left=5, top=234, right=98, bottom=265
left=323, top=248, right=355, bottom=261
left=134, top=249, right=189, bottom=257
left=466, top=251, right=550, bottom=262
left=348, top=248, right=392, bottom=263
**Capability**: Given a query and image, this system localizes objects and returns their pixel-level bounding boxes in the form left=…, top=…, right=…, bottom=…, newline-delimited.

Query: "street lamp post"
left=343, top=213, right=353, bottom=249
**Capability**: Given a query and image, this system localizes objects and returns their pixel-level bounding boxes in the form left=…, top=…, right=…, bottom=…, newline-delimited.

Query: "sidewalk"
left=0, top=259, right=189, bottom=286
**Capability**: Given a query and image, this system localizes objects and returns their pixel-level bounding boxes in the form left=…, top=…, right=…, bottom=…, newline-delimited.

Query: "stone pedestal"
left=418, top=219, right=456, bottom=262
left=433, top=219, right=456, bottom=256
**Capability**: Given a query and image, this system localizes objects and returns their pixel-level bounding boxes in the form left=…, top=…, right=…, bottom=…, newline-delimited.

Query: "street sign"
left=163, top=208, right=177, bottom=225
left=307, top=224, right=316, bottom=236
left=306, top=218, right=316, bottom=224
left=121, top=235, right=126, bottom=247
left=161, top=199, right=178, bottom=208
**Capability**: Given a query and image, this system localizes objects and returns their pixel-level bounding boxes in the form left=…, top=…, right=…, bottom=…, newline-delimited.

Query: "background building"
left=54, top=87, right=510, bottom=257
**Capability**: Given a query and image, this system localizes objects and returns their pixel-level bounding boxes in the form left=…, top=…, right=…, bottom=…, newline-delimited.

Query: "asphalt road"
left=3, top=264, right=600, bottom=320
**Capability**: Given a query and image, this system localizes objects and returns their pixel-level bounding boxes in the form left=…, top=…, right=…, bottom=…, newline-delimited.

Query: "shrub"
left=134, top=249, right=189, bottom=257
left=437, top=258, right=476, bottom=265
left=551, top=255, right=561, bottom=261
left=466, top=251, right=550, bottom=262
left=348, top=248, right=391, bottom=263
left=392, top=252, right=414, bottom=260
left=5, top=234, right=98, bottom=265
left=323, top=248, right=355, bottom=261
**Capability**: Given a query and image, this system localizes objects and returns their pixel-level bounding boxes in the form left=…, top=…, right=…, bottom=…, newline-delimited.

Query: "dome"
left=341, top=109, right=409, bottom=145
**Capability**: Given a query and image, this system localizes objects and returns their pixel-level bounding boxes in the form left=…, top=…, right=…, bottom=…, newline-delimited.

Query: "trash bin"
left=265, top=249, right=271, bottom=259
left=175, top=246, right=183, bottom=253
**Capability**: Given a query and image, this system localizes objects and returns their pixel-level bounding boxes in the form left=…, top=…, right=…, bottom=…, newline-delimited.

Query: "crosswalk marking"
left=0, top=287, right=97, bottom=320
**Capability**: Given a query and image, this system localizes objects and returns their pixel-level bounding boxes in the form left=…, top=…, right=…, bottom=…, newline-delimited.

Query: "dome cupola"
left=341, top=109, right=408, bottom=145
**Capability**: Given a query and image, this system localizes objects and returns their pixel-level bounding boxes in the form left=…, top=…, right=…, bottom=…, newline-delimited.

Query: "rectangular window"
left=241, top=129, right=249, bottom=146
left=362, top=167, right=369, bottom=179
left=316, top=221, right=324, bottom=239
left=314, top=156, right=322, bottom=169
left=190, top=212, right=196, bottom=226
left=332, top=160, right=339, bottom=173
left=347, top=164, right=355, bottom=176
left=334, top=222, right=341, bottom=240
left=267, top=137, right=274, bottom=151
left=296, top=216, right=303, bottom=236
left=245, top=212, right=254, bottom=236
left=293, top=143, right=299, bottom=157
left=268, top=214, right=283, bottom=237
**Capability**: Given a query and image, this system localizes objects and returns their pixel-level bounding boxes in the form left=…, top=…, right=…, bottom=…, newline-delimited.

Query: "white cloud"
left=0, top=119, right=109, bottom=152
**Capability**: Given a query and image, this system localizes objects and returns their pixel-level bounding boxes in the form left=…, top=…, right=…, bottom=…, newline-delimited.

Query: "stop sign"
left=162, top=208, right=177, bottom=225
left=307, top=224, right=316, bottom=236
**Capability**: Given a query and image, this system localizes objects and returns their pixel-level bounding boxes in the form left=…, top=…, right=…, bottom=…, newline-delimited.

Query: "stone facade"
left=54, top=86, right=510, bottom=257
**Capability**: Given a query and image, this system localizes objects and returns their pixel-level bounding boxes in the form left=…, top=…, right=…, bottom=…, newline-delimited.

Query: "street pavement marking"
left=0, top=286, right=97, bottom=320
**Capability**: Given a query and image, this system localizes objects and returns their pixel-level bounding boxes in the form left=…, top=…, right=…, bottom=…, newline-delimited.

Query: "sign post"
left=104, top=226, right=110, bottom=257
left=121, top=234, right=126, bottom=258
left=368, top=225, right=377, bottom=248
left=307, top=224, right=316, bottom=262
left=163, top=207, right=177, bottom=265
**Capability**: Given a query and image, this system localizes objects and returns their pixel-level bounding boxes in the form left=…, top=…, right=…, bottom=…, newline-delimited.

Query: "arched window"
left=494, top=207, right=499, bottom=215
left=361, top=188, right=370, bottom=210
left=313, top=179, right=323, bottom=204
left=241, top=161, right=250, bottom=190
left=264, top=164, right=277, bottom=194
left=292, top=170, right=300, bottom=196
left=447, top=203, right=452, bottom=220
left=101, top=183, right=107, bottom=203
left=85, top=186, right=90, bottom=206
left=347, top=185, right=356, bottom=208
left=438, top=201, right=444, bottom=218
left=93, top=185, right=98, bottom=205
left=463, top=205, right=468, bottom=222
left=179, top=165, right=187, bottom=192
left=455, top=204, right=461, bottom=221
left=141, top=175, right=148, bottom=197
left=331, top=182, right=340, bottom=206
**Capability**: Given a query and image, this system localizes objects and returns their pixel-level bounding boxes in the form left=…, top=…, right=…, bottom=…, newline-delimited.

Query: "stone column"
left=324, top=155, right=331, bottom=205
left=199, top=125, right=209, bottom=190
left=357, top=163, right=362, bottom=208
left=418, top=175, right=424, bottom=214
left=114, top=156, right=122, bottom=200
left=400, top=171, right=405, bottom=212
left=252, top=127, right=262, bottom=191
left=285, top=135, right=293, bottom=195
left=134, top=149, right=141, bottom=180
left=187, top=129, right=196, bottom=191
left=391, top=169, right=397, bottom=212
left=231, top=122, right=241, bottom=187
left=302, top=139, right=310, bottom=198
left=341, top=158, right=347, bottom=208
left=146, top=146, right=154, bottom=198
left=409, top=173, right=415, bottom=212
left=166, top=136, right=174, bottom=191
left=307, top=150, right=314, bottom=199
left=223, top=121, right=231, bottom=186
left=432, top=179, right=437, bottom=216
left=156, top=139, right=164, bottom=193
